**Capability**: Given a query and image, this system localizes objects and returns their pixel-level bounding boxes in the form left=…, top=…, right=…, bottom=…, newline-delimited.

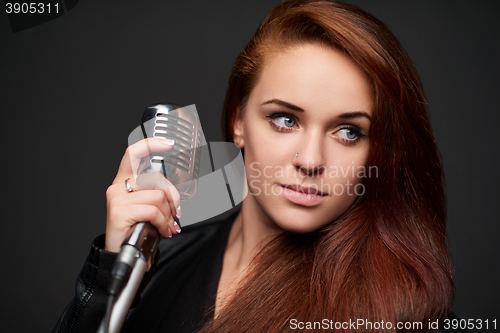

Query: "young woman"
left=54, top=1, right=457, bottom=332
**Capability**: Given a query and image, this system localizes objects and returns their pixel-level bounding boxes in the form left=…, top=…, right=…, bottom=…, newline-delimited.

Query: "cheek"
left=243, top=123, right=288, bottom=175
left=321, top=149, right=369, bottom=204
left=327, top=148, right=368, bottom=180
left=244, top=151, right=281, bottom=194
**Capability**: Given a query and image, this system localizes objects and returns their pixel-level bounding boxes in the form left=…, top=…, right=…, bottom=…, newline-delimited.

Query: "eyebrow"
left=338, top=111, right=371, bottom=121
left=262, top=99, right=304, bottom=112
left=261, top=99, right=371, bottom=121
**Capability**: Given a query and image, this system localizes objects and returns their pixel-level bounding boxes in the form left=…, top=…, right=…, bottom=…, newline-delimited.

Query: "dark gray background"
left=1, top=1, right=498, bottom=331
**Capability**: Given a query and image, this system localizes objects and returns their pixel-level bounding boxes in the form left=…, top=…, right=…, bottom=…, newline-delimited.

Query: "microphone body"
left=100, top=103, right=202, bottom=333
left=104, top=223, right=160, bottom=333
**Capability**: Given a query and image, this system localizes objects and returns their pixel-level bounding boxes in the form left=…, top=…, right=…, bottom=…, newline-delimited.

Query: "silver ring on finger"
left=125, top=178, right=134, bottom=193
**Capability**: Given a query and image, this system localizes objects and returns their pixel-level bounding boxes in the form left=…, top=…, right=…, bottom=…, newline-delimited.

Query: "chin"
left=267, top=196, right=358, bottom=234
left=270, top=208, right=332, bottom=234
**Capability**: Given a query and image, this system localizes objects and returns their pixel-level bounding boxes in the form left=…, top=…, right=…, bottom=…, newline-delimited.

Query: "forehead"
left=250, top=43, right=373, bottom=116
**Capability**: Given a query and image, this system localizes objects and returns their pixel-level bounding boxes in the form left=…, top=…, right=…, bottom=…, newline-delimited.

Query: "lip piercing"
left=296, top=153, right=300, bottom=157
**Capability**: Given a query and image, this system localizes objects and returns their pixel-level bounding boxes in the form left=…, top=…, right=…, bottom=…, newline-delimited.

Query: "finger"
left=113, top=137, right=175, bottom=183
left=120, top=189, right=176, bottom=228
left=108, top=203, right=172, bottom=239
left=136, top=172, right=181, bottom=232
left=108, top=175, right=181, bottom=235
left=168, top=181, right=182, bottom=219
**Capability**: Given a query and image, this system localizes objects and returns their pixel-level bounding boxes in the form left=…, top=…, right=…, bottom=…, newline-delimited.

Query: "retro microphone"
left=99, top=103, right=202, bottom=333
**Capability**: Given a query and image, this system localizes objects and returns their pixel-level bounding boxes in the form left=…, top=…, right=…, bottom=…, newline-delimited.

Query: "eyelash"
left=337, top=126, right=366, bottom=145
left=265, top=112, right=366, bottom=145
left=266, top=113, right=298, bottom=132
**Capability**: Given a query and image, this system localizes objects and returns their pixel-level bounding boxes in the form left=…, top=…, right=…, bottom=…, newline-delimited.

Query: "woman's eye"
left=266, top=113, right=298, bottom=131
left=275, top=116, right=296, bottom=127
left=336, top=126, right=365, bottom=144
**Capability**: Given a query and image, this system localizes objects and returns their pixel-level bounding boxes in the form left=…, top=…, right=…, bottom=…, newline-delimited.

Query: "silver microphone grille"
left=154, top=113, right=195, bottom=173
left=140, top=103, right=203, bottom=199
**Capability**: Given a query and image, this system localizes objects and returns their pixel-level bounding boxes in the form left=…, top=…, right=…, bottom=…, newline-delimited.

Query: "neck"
left=225, top=194, right=284, bottom=274
left=214, top=193, right=286, bottom=317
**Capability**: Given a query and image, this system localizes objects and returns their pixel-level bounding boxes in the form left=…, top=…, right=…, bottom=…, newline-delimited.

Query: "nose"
left=292, top=132, right=326, bottom=177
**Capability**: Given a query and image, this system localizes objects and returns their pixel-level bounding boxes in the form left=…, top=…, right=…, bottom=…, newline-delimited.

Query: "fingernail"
left=161, top=139, right=175, bottom=145
left=167, top=228, right=172, bottom=238
left=174, top=221, right=181, bottom=233
left=176, top=206, right=181, bottom=218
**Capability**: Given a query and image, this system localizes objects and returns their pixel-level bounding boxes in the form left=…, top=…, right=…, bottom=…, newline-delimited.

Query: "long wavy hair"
left=201, top=1, right=454, bottom=332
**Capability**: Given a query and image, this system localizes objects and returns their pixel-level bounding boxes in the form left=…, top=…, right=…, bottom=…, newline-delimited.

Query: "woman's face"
left=234, top=43, right=373, bottom=233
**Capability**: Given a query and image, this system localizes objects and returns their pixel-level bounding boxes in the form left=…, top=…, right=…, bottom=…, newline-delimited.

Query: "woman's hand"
left=104, top=138, right=181, bottom=253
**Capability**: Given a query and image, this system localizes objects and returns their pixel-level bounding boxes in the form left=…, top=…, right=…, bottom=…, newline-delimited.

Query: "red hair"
left=203, top=1, right=454, bottom=331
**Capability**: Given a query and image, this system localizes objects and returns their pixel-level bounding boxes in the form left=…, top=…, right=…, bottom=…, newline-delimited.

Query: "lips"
left=281, top=184, right=327, bottom=196
left=279, top=184, right=327, bottom=207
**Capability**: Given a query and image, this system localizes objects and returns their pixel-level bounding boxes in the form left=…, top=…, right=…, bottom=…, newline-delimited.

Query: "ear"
left=233, top=107, right=244, bottom=147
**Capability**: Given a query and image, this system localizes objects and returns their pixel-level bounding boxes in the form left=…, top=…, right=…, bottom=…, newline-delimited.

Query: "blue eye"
left=339, top=128, right=357, bottom=139
left=336, top=126, right=365, bottom=144
left=275, top=116, right=296, bottom=127
left=266, top=113, right=298, bottom=131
